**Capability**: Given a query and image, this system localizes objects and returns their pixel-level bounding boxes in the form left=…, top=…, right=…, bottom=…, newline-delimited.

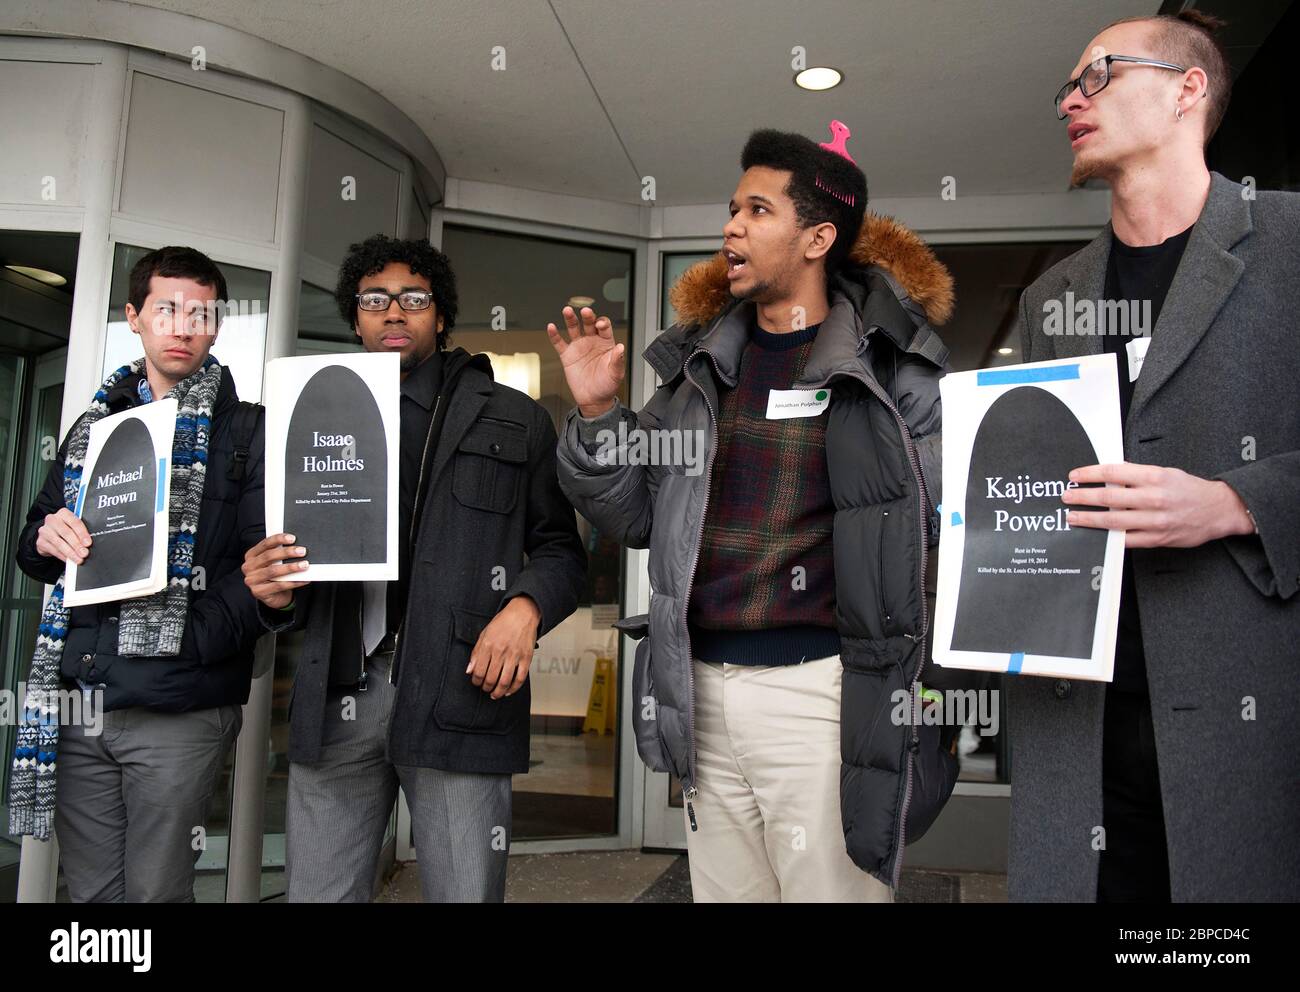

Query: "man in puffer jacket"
left=548, top=124, right=957, bottom=900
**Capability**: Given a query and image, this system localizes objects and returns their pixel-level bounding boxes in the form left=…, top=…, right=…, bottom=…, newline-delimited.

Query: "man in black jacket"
left=12, top=246, right=270, bottom=902
left=243, top=235, right=586, bottom=902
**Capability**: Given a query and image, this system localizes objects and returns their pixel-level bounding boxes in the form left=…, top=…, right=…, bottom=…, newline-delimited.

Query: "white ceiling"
left=136, top=0, right=1155, bottom=205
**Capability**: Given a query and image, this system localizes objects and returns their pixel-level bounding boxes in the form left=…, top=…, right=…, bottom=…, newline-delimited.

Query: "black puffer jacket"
left=16, top=367, right=270, bottom=712
left=558, top=214, right=959, bottom=887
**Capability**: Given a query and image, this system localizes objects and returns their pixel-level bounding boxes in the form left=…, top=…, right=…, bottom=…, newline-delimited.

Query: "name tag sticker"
left=766, top=387, right=831, bottom=419
left=1125, top=336, right=1152, bottom=382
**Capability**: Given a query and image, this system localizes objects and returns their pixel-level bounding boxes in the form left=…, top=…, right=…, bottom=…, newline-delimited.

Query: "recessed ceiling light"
left=795, top=67, right=842, bottom=91
left=568, top=296, right=595, bottom=308
left=6, top=264, right=66, bottom=287
left=997, top=347, right=1014, bottom=355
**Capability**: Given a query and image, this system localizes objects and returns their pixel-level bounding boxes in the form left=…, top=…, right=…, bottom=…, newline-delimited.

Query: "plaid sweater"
left=687, top=320, right=840, bottom=665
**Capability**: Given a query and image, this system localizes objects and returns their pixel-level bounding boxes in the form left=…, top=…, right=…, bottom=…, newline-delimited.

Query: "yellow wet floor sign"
left=583, top=653, right=616, bottom=734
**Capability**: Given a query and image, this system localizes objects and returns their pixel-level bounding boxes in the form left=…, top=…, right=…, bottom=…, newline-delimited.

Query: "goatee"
left=1070, top=154, right=1108, bottom=189
left=732, top=279, right=773, bottom=302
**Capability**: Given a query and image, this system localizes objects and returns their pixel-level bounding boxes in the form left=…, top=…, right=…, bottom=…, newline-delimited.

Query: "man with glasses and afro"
left=242, top=235, right=586, bottom=901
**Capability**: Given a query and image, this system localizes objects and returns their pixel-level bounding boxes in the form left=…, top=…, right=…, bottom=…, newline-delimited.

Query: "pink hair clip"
left=815, top=119, right=857, bottom=205
left=819, top=119, right=856, bottom=165
left=815, top=175, right=856, bottom=206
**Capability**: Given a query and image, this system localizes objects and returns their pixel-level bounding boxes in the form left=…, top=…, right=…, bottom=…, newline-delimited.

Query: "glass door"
left=1, top=229, right=79, bottom=904
left=1, top=349, right=67, bottom=899
left=440, top=224, right=635, bottom=842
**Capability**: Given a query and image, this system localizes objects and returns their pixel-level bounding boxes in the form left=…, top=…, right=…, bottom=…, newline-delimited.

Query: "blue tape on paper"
left=156, top=458, right=167, bottom=512
left=977, top=364, right=1080, bottom=386
left=1007, top=652, right=1024, bottom=674
left=74, top=484, right=85, bottom=518
left=951, top=511, right=963, bottom=526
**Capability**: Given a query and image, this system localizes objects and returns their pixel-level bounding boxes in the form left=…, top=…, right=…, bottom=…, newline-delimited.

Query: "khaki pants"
left=684, top=655, right=893, bottom=903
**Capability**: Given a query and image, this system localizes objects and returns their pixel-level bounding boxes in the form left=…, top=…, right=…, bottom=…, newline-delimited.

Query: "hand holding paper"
left=36, top=507, right=93, bottom=564
left=242, top=532, right=310, bottom=610
left=1061, top=462, right=1256, bottom=547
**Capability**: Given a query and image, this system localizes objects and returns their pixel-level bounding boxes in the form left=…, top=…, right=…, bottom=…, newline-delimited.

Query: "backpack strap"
left=226, top=400, right=263, bottom=483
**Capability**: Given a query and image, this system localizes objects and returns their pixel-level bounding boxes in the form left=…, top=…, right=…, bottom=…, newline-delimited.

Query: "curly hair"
left=335, top=235, right=458, bottom=350
left=740, top=129, right=868, bottom=275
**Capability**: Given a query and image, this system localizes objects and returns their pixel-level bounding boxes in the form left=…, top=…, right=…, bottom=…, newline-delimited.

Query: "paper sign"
left=264, top=353, right=400, bottom=581
left=64, top=398, right=176, bottom=607
left=932, top=355, right=1125, bottom=681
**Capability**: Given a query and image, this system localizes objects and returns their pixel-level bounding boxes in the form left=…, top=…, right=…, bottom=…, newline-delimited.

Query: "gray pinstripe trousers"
left=285, top=653, right=511, bottom=902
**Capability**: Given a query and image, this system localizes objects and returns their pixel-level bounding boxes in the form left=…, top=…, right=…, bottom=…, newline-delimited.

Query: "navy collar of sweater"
left=750, top=319, right=822, bottom=351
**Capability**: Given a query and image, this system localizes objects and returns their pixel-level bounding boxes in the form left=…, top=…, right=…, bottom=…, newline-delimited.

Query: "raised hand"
left=545, top=306, right=625, bottom=418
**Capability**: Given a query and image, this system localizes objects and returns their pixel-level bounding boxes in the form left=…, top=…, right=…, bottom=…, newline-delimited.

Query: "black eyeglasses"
left=1055, top=54, right=1187, bottom=119
left=355, top=290, right=434, bottom=312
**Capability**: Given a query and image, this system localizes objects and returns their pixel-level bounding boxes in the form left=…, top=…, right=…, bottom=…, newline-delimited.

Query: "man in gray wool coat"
left=1011, top=10, right=1299, bottom=902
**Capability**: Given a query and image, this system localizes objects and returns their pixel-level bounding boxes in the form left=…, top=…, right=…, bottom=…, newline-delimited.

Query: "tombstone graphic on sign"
left=950, top=386, right=1108, bottom=660
left=64, top=397, right=175, bottom=608
left=282, top=364, right=388, bottom=564
left=76, top=417, right=159, bottom=591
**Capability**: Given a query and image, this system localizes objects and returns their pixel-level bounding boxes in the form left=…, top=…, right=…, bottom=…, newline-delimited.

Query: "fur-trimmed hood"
left=668, top=212, right=955, bottom=330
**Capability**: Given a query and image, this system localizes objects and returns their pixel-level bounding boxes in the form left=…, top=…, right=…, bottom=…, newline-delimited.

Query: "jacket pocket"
left=452, top=418, right=528, bottom=514
left=201, top=703, right=244, bottom=740
left=877, top=509, right=891, bottom=634
left=904, top=719, right=959, bottom=845
left=617, top=613, right=672, bottom=774
left=434, top=606, right=527, bottom=735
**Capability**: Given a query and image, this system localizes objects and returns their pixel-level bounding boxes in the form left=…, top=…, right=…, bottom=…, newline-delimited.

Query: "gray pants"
left=55, top=702, right=242, bottom=902
left=286, top=653, right=512, bottom=903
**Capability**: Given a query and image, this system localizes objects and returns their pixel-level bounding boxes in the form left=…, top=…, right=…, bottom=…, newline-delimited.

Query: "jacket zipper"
left=878, top=510, right=890, bottom=630
left=679, top=347, right=722, bottom=831
left=799, top=329, right=932, bottom=888
left=357, top=593, right=368, bottom=692
left=390, top=392, right=443, bottom=687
